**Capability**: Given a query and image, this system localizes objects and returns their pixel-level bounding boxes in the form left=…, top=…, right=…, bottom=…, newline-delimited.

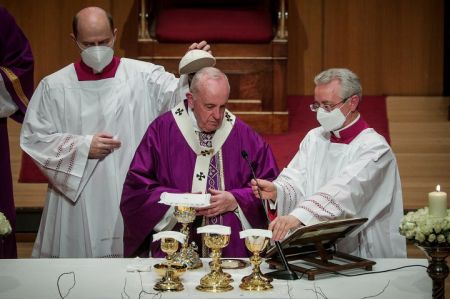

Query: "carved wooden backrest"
left=137, top=0, right=289, bottom=134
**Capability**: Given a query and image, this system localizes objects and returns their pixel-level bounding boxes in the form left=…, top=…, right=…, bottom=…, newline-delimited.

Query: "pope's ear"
left=186, top=92, right=194, bottom=108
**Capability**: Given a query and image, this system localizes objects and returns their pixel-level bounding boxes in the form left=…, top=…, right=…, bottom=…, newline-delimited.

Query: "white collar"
left=188, top=106, right=201, bottom=132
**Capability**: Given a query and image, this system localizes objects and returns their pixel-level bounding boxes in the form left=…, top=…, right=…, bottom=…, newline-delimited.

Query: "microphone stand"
left=264, top=241, right=299, bottom=280
left=241, top=151, right=299, bottom=280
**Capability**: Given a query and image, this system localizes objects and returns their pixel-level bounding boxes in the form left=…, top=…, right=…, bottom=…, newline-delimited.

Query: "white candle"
left=428, top=185, right=448, bottom=218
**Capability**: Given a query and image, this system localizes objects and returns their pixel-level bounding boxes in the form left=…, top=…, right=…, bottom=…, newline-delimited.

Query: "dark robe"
left=0, top=6, right=34, bottom=258
left=121, top=108, right=279, bottom=257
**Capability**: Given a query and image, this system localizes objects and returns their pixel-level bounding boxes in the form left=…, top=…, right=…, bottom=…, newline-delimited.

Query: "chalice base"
left=153, top=263, right=186, bottom=292
left=240, top=273, right=273, bottom=291
left=154, top=277, right=184, bottom=292
left=196, top=271, right=234, bottom=292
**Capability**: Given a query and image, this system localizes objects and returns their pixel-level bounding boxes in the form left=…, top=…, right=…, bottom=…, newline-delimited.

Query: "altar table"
left=0, top=258, right=431, bottom=298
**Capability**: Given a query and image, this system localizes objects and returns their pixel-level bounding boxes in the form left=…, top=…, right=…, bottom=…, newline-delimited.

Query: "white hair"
left=190, top=67, right=230, bottom=97
left=314, top=68, right=362, bottom=99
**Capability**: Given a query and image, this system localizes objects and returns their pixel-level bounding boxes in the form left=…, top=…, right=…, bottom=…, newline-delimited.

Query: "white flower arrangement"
left=0, top=212, right=12, bottom=236
left=399, top=207, right=450, bottom=245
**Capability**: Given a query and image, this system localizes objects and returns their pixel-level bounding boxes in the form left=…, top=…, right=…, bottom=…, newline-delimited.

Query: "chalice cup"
left=154, top=237, right=187, bottom=292
left=196, top=233, right=233, bottom=292
left=172, top=205, right=203, bottom=269
left=239, top=235, right=273, bottom=291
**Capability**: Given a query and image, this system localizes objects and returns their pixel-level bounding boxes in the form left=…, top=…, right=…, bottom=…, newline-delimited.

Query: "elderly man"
left=0, top=6, right=34, bottom=258
left=252, top=68, right=406, bottom=258
left=121, top=67, right=278, bottom=258
left=20, top=6, right=209, bottom=258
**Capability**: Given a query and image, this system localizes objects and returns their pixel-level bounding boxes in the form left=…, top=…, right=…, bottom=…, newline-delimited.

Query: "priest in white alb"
left=252, top=68, right=406, bottom=258
left=20, top=6, right=211, bottom=258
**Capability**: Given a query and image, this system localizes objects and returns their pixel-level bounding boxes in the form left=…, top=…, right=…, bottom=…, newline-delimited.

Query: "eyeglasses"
left=309, top=97, right=351, bottom=112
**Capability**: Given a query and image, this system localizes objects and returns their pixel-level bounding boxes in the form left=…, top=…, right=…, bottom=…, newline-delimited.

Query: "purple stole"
left=172, top=102, right=249, bottom=257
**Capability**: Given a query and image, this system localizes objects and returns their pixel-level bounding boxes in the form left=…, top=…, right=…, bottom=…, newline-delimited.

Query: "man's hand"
left=188, top=40, right=211, bottom=53
left=195, top=189, right=237, bottom=218
left=88, top=132, right=121, bottom=159
left=251, top=179, right=277, bottom=203
left=269, top=215, right=302, bottom=241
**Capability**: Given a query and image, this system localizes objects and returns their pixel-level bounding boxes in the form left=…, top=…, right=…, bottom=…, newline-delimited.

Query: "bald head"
left=72, top=7, right=115, bottom=43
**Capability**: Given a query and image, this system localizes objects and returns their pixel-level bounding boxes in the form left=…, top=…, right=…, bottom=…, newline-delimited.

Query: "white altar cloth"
left=0, top=258, right=431, bottom=298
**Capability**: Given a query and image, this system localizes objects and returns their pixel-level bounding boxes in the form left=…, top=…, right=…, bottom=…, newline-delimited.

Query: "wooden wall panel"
left=322, top=0, right=443, bottom=95
left=287, top=0, right=323, bottom=95
left=0, top=0, right=444, bottom=95
left=111, top=0, right=139, bottom=59
left=0, top=0, right=137, bottom=84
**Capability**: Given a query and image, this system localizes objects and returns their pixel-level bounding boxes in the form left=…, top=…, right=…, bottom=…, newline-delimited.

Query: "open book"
left=265, top=217, right=368, bottom=259
left=264, top=217, right=375, bottom=280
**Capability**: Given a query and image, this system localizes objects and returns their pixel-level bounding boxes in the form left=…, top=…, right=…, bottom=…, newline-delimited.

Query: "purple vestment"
left=121, top=106, right=279, bottom=257
left=0, top=6, right=34, bottom=258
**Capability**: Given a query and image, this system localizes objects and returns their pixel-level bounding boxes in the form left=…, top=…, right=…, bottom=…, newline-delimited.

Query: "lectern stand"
left=265, top=218, right=376, bottom=280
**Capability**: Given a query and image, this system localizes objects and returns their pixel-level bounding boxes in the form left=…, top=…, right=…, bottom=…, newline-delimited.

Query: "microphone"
left=241, top=150, right=299, bottom=280
left=241, top=150, right=265, bottom=205
left=241, top=150, right=271, bottom=222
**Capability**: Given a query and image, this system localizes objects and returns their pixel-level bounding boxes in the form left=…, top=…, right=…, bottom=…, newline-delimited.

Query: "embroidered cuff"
left=290, top=207, right=322, bottom=226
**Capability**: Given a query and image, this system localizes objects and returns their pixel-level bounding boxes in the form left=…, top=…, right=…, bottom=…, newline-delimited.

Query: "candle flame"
left=436, top=185, right=441, bottom=192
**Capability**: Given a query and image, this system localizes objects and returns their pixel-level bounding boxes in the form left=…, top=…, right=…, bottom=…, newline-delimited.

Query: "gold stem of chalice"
left=196, top=233, right=233, bottom=292
left=154, top=237, right=186, bottom=292
left=172, top=206, right=203, bottom=269
left=239, top=236, right=273, bottom=291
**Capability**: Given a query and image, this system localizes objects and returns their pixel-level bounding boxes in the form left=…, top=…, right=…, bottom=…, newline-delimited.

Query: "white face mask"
left=81, top=46, right=114, bottom=73
left=316, top=105, right=350, bottom=132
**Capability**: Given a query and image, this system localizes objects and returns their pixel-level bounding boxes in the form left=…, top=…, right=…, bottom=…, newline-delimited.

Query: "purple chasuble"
left=0, top=6, right=34, bottom=258
left=121, top=105, right=279, bottom=257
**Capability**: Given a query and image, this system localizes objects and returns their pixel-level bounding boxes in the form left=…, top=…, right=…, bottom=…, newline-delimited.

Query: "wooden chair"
left=137, top=0, right=289, bottom=133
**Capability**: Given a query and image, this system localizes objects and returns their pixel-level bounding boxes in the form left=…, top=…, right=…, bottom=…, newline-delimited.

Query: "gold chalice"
left=153, top=234, right=187, bottom=292
left=196, top=225, right=233, bottom=292
left=172, top=205, right=203, bottom=269
left=239, top=236, right=273, bottom=290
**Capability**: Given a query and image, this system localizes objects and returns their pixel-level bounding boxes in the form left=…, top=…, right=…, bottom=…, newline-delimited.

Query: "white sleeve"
left=273, top=140, right=309, bottom=217
left=0, top=75, right=18, bottom=117
left=290, top=142, right=396, bottom=226
left=153, top=206, right=178, bottom=232
left=145, top=64, right=189, bottom=115
left=20, top=80, right=92, bottom=202
left=235, top=205, right=253, bottom=230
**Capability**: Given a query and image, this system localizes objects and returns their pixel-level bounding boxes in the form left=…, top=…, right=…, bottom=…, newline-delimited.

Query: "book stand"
left=265, top=218, right=376, bottom=280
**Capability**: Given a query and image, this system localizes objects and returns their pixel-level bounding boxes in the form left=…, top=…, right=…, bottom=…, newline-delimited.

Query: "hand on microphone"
left=269, top=215, right=302, bottom=241
left=196, top=189, right=238, bottom=217
left=251, top=179, right=277, bottom=203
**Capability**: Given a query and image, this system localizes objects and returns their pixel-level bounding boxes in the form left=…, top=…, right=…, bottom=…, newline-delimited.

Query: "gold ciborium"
left=239, top=230, right=273, bottom=291
left=172, top=205, right=203, bottom=269
left=196, top=225, right=233, bottom=292
left=153, top=232, right=187, bottom=292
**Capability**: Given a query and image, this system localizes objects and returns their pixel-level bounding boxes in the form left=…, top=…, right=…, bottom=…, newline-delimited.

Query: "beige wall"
left=0, top=0, right=444, bottom=96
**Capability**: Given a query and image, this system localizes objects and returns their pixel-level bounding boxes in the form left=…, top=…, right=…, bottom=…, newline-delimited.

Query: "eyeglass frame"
left=309, top=95, right=354, bottom=112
